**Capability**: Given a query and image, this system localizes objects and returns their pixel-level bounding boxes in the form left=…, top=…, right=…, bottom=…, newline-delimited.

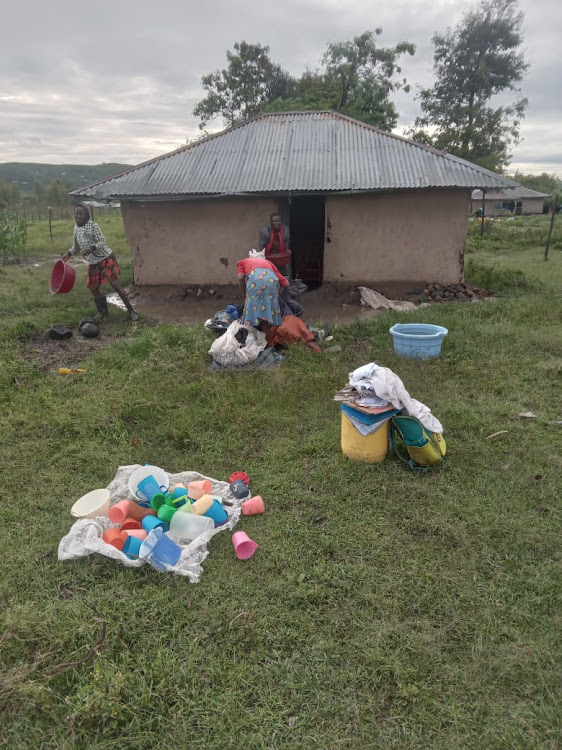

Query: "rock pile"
left=423, top=281, right=493, bottom=302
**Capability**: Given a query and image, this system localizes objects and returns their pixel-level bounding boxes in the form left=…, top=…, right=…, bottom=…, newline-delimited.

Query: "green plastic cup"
left=157, top=504, right=177, bottom=524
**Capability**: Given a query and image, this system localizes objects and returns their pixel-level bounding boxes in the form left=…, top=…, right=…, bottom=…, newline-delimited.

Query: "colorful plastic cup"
left=122, top=529, right=148, bottom=541
left=169, top=511, right=214, bottom=543
left=138, top=474, right=166, bottom=502
left=123, top=535, right=144, bottom=559
left=140, top=528, right=182, bottom=571
left=102, top=528, right=126, bottom=550
left=190, top=494, right=214, bottom=515
left=127, top=502, right=157, bottom=522
left=120, top=517, right=142, bottom=531
left=241, top=495, right=265, bottom=516
left=150, top=492, right=168, bottom=511
left=157, top=504, right=177, bottom=524
left=142, top=515, right=169, bottom=533
left=170, top=496, right=188, bottom=508
left=171, top=485, right=188, bottom=499
left=230, top=480, right=250, bottom=499
left=203, top=499, right=228, bottom=526
left=232, top=531, right=258, bottom=560
left=229, top=471, right=250, bottom=486
left=107, top=499, right=131, bottom=524
left=177, top=501, right=194, bottom=514
left=188, top=480, right=213, bottom=500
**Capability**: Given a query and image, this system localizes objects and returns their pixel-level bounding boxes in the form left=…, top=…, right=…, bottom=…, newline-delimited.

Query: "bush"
left=0, top=214, right=28, bottom=264
left=465, top=258, right=537, bottom=292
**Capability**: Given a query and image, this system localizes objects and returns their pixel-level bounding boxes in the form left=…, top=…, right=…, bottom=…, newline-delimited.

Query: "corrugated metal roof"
left=73, top=111, right=519, bottom=199
left=472, top=187, right=549, bottom=200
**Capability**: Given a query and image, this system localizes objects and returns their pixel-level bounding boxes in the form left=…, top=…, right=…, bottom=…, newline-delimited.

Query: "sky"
left=0, top=0, right=560, bottom=177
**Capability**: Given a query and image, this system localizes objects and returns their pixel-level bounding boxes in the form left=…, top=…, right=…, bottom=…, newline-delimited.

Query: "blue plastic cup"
left=171, top=487, right=188, bottom=500
left=140, top=528, right=181, bottom=571
left=138, top=474, right=166, bottom=502
left=203, top=499, right=229, bottom=527
left=142, top=515, right=169, bottom=533
left=123, top=535, right=143, bottom=559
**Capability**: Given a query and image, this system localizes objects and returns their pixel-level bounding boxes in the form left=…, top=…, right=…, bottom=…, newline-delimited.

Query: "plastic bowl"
left=128, top=465, right=170, bottom=502
left=50, top=260, right=76, bottom=295
left=266, top=250, right=292, bottom=269
left=389, top=323, right=448, bottom=359
left=71, top=488, right=111, bottom=519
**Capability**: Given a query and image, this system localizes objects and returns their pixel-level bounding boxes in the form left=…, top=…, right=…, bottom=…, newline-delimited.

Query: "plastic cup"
left=203, top=499, right=228, bottom=526
left=107, top=499, right=131, bottom=524
left=120, top=517, right=142, bottom=531
left=232, top=531, right=258, bottom=560
left=127, top=502, right=157, bottom=522
left=169, top=511, right=214, bottom=543
left=122, top=529, right=148, bottom=541
left=142, top=515, right=169, bottom=533
left=177, top=501, right=194, bottom=514
left=188, top=480, right=213, bottom=500
left=230, top=480, right=250, bottom=499
left=190, top=494, right=214, bottom=515
left=171, top=485, right=188, bottom=499
left=138, top=474, right=166, bottom=502
left=123, top=535, right=144, bottom=559
left=241, top=495, right=265, bottom=516
left=150, top=492, right=168, bottom=511
left=157, top=504, right=177, bottom=524
left=102, top=528, right=126, bottom=550
left=140, top=528, right=182, bottom=571
left=229, top=471, right=250, bottom=486
left=170, top=496, right=188, bottom=508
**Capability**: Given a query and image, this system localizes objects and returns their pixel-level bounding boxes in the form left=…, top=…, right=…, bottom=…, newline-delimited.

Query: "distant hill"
left=0, top=162, right=132, bottom=193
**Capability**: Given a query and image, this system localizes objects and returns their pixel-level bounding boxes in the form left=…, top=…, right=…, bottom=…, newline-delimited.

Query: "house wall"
left=470, top=196, right=545, bottom=216
left=121, top=197, right=277, bottom=285
left=324, top=190, right=469, bottom=284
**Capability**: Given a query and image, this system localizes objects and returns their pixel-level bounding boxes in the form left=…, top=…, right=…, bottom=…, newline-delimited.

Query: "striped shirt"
left=69, top=221, right=113, bottom=265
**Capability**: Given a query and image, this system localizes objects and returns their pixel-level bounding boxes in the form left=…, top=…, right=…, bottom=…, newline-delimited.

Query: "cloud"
left=0, top=0, right=559, bottom=176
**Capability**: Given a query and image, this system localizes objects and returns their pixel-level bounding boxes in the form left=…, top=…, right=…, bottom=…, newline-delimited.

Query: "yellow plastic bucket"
left=341, top=412, right=389, bottom=463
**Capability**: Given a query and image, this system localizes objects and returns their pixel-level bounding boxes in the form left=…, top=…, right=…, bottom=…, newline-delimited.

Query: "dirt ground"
left=126, top=282, right=425, bottom=325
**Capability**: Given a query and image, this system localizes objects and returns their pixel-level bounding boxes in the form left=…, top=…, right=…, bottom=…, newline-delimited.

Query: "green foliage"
left=510, top=171, right=561, bottom=195
left=411, top=0, right=528, bottom=170
left=0, top=163, right=132, bottom=194
left=465, top=257, right=534, bottom=290
left=0, top=180, right=21, bottom=209
left=194, top=31, right=415, bottom=131
left=0, top=214, right=28, bottom=264
left=466, top=214, right=562, bottom=254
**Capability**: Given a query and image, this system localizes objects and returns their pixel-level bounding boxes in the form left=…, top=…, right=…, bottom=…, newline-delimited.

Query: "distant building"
left=471, top=187, right=548, bottom=217
left=73, top=111, right=518, bottom=287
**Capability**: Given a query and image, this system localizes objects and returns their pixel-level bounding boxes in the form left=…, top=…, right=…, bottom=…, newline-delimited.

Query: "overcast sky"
left=1, top=0, right=560, bottom=176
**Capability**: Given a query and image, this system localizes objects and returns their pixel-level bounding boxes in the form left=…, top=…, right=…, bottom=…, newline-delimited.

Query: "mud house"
left=470, top=187, right=548, bottom=217
left=73, top=111, right=518, bottom=288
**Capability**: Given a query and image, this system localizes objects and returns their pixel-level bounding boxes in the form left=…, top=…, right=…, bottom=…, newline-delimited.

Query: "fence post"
left=480, top=189, right=486, bottom=236
left=48, top=206, right=53, bottom=240
left=544, top=194, right=558, bottom=260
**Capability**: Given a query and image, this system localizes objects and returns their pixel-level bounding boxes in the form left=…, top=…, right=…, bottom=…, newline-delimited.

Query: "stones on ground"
left=423, top=280, right=492, bottom=302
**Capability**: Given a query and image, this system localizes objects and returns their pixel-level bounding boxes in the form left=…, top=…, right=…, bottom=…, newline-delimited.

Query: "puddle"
left=106, top=293, right=127, bottom=311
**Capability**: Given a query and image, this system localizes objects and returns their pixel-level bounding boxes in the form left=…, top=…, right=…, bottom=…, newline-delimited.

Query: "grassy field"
left=0, top=215, right=561, bottom=749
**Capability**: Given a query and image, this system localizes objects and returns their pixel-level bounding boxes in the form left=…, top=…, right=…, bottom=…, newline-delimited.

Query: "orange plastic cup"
left=122, top=528, right=148, bottom=541
left=190, top=494, right=214, bottom=515
left=188, top=480, right=212, bottom=500
left=241, top=495, right=265, bottom=516
left=127, top=502, right=157, bottom=522
left=102, top=528, right=126, bottom=550
left=107, top=499, right=131, bottom=524
left=120, top=517, right=142, bottom=531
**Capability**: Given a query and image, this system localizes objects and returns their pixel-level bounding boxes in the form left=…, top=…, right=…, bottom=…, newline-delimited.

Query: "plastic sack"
left=208, top=320, right=266, bottom=367
left=58, top=465, right=243, bottom=581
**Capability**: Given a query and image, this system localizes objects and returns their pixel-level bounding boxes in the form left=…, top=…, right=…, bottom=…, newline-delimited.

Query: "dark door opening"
left=287, top=196, right=325, bottom=288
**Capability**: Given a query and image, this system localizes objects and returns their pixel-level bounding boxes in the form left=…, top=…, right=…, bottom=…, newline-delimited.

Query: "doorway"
left=285, top=196, right=325, bottom=287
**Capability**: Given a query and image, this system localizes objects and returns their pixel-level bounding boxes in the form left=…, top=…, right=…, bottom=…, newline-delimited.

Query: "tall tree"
left=193, top=42, right=295, bottom=128
left=411, top=0, right=528, bottom=171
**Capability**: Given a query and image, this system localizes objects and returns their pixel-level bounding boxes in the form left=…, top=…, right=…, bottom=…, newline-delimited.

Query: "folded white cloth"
left=249, top=248, right=265, bottom=259
left=348, top=362, right=443, bottom=433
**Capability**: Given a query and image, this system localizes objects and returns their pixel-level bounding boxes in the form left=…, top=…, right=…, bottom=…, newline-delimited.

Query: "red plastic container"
left=50, top=260, right=76, bottom=294
left=266, top=250, right=292, bottom=269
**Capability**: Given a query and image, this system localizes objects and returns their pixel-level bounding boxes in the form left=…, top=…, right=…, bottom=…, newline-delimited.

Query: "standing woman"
left=61, top=203, right=138, bottom=321
left=236, top=249, right=289, bottom=333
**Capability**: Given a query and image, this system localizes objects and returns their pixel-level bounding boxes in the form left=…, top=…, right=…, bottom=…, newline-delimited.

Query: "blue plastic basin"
left=389, top=323, right=448, bottom=359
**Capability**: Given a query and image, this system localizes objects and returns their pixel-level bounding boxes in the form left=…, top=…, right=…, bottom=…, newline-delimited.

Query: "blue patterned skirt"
left=243, top=268, right=282, bottom=327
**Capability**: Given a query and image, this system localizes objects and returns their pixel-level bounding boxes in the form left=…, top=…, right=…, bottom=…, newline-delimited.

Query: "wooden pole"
left=544, top=194, right=558, bottom=260
left=48, top=207, right=53, bottom=241
left=480, top=189, right=486, bottom=236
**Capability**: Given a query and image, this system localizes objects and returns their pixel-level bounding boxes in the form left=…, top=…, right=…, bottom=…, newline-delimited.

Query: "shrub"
left=0, top=214, right=28, bottom=264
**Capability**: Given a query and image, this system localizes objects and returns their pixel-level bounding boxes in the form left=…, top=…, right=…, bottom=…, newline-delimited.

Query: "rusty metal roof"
left=72, top=111, right=519, bottom=200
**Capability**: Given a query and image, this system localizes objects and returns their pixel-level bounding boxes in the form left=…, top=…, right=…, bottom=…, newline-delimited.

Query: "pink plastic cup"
left=102, top=528, right=126, bottom=550
left=122, top=529, right=148, bottom=541
left=188, top=480, right=212, bottom=500
left=232, top=531, right=259, bottom=560
left=127, top=503, right=157, bottom=522
left=107, top=499, right=131, bottom=524
left=120, top=517, right=142, bottom=531
left=241, top=495, right=265, bottom=516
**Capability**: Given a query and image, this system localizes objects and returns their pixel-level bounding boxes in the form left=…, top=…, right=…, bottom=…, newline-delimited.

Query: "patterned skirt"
left=87, top=253, right=120, bottom=289
left=243, top=268, right=282, bottom=327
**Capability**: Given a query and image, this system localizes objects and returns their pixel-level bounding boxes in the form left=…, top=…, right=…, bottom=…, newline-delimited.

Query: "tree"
left=32, top=180, right=46, bottom=204
left=193, top=41, right=295, bottom=128
left=411, top=0, right=528, bottom=171
left=46, top=180, right=68, bottom=206
left=511, top=172, right=561, bottom=195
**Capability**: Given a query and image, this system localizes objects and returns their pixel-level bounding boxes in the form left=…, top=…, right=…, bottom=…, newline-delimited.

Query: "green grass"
left=0, top=218, right=561, bottom=749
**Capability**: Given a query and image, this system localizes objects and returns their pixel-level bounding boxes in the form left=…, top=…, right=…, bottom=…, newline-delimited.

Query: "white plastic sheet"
left=58, top=465, right=243, bottom=581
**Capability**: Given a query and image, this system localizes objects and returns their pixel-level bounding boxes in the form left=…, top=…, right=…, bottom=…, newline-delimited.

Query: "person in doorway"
left=237, top=249, right=289, bottom=334
left=259, top=213, right=290, bottom=257
left=61, top=203, right=138, bottom=321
